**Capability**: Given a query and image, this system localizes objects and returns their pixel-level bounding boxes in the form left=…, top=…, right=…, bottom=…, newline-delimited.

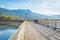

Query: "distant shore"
left=0, top=20, right=24, bottom=28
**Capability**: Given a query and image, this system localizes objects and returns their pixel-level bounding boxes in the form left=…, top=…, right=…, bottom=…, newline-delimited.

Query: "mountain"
left=0, top=7, right=60, bottom=19
left=50, top=15, right=60, bottom=19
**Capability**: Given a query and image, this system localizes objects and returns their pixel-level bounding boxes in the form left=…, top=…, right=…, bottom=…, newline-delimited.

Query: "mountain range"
left=0, top=7, right=60, bottom=19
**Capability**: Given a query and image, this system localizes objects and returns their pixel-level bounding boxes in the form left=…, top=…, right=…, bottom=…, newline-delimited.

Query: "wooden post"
left=54, top=22, right=57, bottom=30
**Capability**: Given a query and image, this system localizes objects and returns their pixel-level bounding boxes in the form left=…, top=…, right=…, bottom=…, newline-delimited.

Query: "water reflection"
left=0, top=25, right=16, bottom=40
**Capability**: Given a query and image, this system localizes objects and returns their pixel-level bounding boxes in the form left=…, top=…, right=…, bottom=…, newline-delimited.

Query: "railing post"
left=54, top=22, right=57, bottom=30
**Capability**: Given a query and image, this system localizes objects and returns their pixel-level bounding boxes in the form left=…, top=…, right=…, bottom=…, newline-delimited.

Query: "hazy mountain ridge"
left=0, top=8, right=60, bottom=19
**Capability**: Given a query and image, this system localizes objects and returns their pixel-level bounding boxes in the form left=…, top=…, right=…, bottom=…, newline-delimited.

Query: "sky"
left=0, top=0, right=60, bottom=15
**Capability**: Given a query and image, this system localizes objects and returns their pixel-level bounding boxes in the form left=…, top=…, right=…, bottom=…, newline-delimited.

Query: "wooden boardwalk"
left=9, top=21, right=60, bottom=40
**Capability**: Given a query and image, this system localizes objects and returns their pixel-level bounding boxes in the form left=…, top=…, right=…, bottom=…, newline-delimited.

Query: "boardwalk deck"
left=9, top=21, right=60, bottom=40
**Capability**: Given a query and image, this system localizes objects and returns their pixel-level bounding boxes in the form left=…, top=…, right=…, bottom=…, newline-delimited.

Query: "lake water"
left=0, top=25, right=17, bottom=40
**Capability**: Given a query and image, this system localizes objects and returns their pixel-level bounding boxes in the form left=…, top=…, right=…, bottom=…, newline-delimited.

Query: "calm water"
left=0, top=25, right=17, bottom=40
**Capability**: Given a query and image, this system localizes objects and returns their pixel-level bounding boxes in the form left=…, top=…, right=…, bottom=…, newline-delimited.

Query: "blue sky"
left=0, top=0, right=60, bottom=15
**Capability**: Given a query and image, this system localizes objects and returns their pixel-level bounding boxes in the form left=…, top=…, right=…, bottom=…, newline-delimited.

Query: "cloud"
left=30, top=0, right=60, bottom=15
left=0, top=0, right=60, bottom=15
